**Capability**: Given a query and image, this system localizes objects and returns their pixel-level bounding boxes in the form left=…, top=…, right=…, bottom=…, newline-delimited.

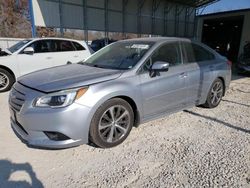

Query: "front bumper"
left=9, top=83, right=93, bottom=149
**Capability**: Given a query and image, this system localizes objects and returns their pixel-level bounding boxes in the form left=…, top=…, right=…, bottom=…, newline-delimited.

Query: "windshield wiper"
left=78, top=62, right=85, bottom=65
left=93, top=64, right=108, bottom=68
left=78, top=62, right=107, bottom=69
left=78, top=62, right=125, bottom=70
left=78, top=62, right=93, bottom=66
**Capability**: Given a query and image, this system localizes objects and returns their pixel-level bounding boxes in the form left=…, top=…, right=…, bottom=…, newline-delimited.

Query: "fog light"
left=44, top=131, right=70, bottom=141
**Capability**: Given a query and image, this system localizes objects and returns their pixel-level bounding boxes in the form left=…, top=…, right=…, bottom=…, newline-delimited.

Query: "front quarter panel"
left=75, top=75, right=142, bottom=138
left=0, top=55, right=20, bottom=77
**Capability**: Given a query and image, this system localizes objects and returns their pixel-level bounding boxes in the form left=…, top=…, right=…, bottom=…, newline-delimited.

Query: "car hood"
left=18, top=64, right=122, bottom=93
left=0, top=48, right=12, bottom=56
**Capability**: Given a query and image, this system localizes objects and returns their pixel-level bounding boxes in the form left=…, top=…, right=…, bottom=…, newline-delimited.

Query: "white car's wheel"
left=0, top=68, right=15, bottom=92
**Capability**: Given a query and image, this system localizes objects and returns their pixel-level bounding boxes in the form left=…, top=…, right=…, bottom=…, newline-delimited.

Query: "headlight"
left=34, top=88, right=88, bottom=108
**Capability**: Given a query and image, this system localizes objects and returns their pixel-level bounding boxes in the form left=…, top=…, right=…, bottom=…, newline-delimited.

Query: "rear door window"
left=51, top=40, right=75, bottom=52
left=192, top=43, right=215, bottom=62
left=181, top=42, right=195, bottom=63
left=72, top=42, right=85, bottom=51
left=182, top=42, right=215, bottom=63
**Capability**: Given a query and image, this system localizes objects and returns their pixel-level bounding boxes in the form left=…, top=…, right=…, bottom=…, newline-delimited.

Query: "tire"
left=89, top=98, right=134, bottom=148
left=203, top=78, right=224, bottom=108
left=0, top=68, right=15, bottom=92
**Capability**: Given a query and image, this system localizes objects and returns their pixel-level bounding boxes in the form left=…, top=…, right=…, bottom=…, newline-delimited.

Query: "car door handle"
left=46, top=57, right=52, bottom=59
left=179, top=72, right=187, bottom=78
left=74, top=55, right=79, bottom=58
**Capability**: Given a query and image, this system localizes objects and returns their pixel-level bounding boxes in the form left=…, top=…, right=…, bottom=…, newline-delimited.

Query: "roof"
left=25, top=37, right=84, bottom=42
left=199, top=8, right=250, bottom=17
left=124, top=37, right=191, bottom=43
left=169, top=0, right=218, bottom=7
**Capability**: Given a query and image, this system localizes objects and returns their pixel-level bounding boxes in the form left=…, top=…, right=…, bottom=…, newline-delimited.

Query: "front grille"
left=9, top=87, right=26, bottom=112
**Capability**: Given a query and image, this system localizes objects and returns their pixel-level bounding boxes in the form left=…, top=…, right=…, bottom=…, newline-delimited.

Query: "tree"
left=0, top=0, right=31, bottom=38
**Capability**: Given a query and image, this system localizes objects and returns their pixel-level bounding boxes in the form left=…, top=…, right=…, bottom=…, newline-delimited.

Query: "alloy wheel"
left=98, top=105, right=130, bottom=143
left=0, top=72, right=9, bottom=91
left=210, top=81, right=223, bottom=106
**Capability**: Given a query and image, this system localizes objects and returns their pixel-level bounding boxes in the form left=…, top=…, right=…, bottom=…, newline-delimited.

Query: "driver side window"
left=28, top=40, right=52, bottom=53
left=141, top=42, right=182, bottom=72
left=151, top=42, right=182, bottom=66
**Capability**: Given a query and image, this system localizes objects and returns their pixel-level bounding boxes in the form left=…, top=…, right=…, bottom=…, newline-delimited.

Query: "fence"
left=0, top=38, right=23, bottom=49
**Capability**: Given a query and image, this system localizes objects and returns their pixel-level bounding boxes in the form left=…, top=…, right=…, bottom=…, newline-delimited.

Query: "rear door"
left=71, top=41, right=91, bottom=62
left=139, top=42, right=188, bottom=118
left=181, top=42, right=216, bottom=105
left=50, top=40, right=79, bottom=66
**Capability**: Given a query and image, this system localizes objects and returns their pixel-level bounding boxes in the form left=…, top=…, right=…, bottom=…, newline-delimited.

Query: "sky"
left=201, top=0, right=250, bottom=14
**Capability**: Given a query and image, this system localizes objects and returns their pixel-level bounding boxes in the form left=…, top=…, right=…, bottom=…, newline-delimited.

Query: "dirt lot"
left=0, top=75, right=249, bottom=188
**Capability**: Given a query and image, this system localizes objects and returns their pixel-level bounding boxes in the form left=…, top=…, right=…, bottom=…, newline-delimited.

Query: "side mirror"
left=151, top=61, right=169, bottom=71
left=149, top=61, right=169, bottom=77
left=23, top=47, right=34, bottom=55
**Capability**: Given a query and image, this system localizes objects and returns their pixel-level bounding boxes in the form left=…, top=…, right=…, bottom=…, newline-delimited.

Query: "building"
left=30, top=0, right=216, bottom=41
left=197, top=8, right=250, bottom=62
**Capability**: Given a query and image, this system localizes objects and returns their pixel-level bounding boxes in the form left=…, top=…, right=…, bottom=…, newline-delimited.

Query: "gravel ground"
left=0, top=75, right=249, bottom=188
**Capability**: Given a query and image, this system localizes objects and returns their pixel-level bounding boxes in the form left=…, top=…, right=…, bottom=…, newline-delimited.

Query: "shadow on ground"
left=184, top=110, right=250, bottom=134
left=0, top=160, right=44, bottom=188
left=222, top=99, right=250, bottom=108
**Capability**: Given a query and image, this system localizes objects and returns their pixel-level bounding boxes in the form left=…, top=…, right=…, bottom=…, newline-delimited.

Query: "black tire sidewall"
left=205, top=78, right=224, bottom=108
left=0, top=68, right=15, bottom=92
left=89, top=98, right=134, bottom=148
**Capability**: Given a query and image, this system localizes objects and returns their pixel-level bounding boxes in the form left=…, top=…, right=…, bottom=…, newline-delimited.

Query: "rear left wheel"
left=89, top=98, right=134, bottom=148
left=203, top=78, right=224, bottom=108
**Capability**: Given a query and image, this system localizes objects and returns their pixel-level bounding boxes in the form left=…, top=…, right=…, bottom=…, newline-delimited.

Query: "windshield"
left=83, top=41, right=155, bottom=70
left=8, top=40, right=31, bottom=53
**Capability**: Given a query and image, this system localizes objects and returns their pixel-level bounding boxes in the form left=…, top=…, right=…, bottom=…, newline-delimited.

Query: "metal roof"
left=169, top=0, right=218, bottom=7
left=199, top=8, right=250, bottom=17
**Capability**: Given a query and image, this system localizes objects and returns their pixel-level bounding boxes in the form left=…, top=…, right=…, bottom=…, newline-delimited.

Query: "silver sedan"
left=9, top=37, right=231, bottom=148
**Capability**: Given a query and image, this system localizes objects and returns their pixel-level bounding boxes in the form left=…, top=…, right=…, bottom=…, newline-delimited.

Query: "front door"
left=17, top=40, right=53, bottom=76
left=139, top=42, right=188, bottom=119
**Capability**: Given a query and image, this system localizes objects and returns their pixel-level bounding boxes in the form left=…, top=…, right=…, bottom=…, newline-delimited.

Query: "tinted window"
left=182, top=42, right=196, bottom=63
left=72, top=42, right=85, bottom=51
left=151, top=42, right=182, bottom=66
left=50, top=40, right=75, bottom=52
left=29, top=40, right=51, bottom=53
left=182, top=42, right=215, bottom=63
left=192, top=43, right=215, bottom=62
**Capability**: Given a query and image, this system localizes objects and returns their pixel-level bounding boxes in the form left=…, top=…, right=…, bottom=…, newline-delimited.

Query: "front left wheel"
left=89, top=98, right=134, bottom=148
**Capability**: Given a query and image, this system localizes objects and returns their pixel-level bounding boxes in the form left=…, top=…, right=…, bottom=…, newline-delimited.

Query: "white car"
left=0, top=38, right=92, bottom=92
